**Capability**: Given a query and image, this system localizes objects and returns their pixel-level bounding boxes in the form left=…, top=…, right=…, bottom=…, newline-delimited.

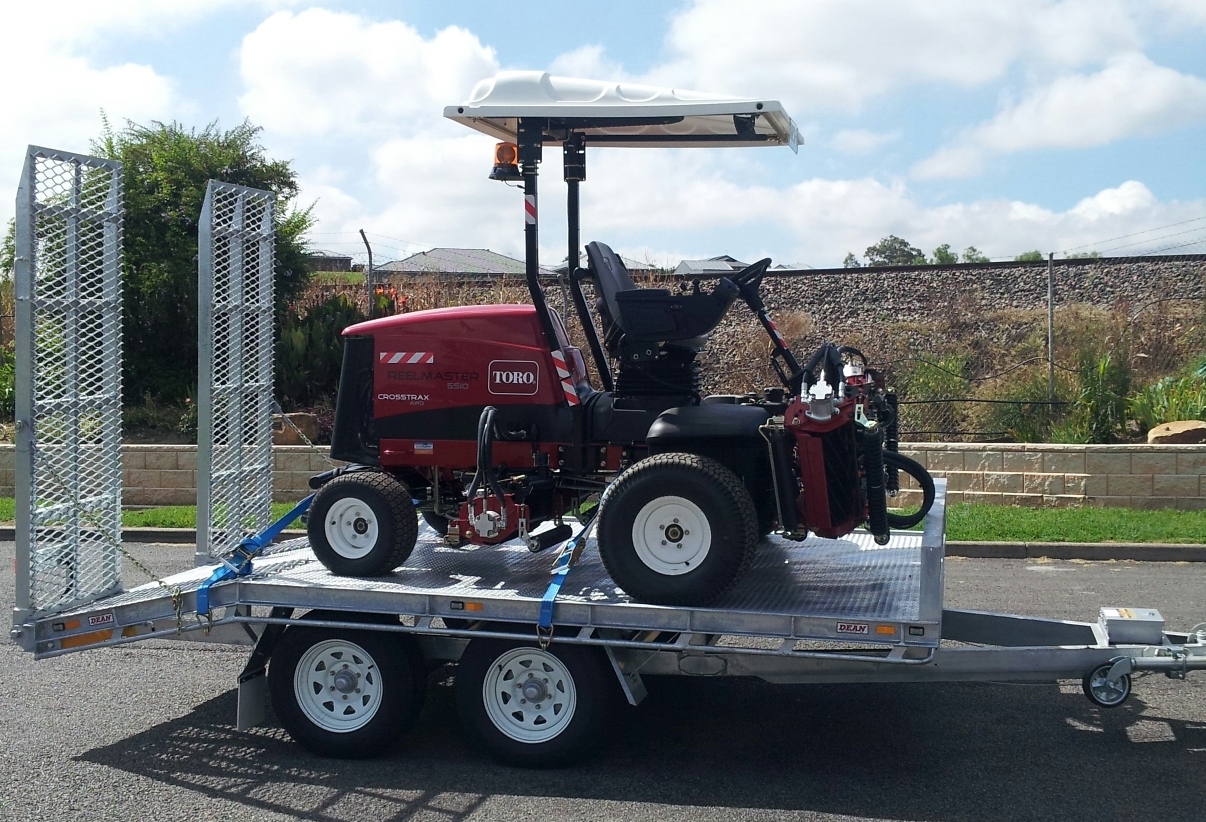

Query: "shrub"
left=0, top=344, right=14, bottom=419
left=276, top=295, right=367, bottom=410
left=1128, top=375, right=1206, bottom=430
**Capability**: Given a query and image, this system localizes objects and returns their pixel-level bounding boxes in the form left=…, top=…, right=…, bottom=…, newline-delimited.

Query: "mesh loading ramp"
left=26, top=496, right=944, bottom=660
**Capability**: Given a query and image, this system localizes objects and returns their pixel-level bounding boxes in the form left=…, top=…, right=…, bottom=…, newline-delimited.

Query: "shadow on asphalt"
left=78, top=673, right=1206, bottom=821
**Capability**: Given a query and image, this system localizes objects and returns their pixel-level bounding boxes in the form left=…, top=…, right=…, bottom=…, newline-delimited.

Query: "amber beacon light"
left=489, top=141, right=522, bottom=181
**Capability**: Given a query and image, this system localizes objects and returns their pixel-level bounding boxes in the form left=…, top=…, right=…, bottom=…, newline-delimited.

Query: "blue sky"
left=4, top=0, right=1206, bottom=268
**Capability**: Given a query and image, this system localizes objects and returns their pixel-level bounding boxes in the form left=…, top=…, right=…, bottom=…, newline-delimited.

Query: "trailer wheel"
left=1082, top=662, right=1132, bottom=708
left=269, top=626, right=426, bottom=758
left=455, top=639, right=610, bottom=767
left=597, top=453, right=758, bottom=605
left=308, top=472, right=416, bottom=576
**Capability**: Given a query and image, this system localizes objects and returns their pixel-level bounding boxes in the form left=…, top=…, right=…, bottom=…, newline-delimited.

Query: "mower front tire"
left=308, top=472, right=417, bottom=576
left=597, top=453, right=758, bottom=606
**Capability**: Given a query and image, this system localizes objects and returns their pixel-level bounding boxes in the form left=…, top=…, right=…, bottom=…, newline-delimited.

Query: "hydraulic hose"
left=857, top=425, right=891, bottom=545
left=882, top=450, right=935, bottom=529
left=883, top=391, right=900, bottom=496
left=467, top=406, right=507, bottom=504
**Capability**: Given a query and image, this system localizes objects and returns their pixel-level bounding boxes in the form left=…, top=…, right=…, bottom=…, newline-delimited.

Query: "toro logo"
left=488, top=360, right=539, bottom=396
left=836, top=622, right=869, bottom=636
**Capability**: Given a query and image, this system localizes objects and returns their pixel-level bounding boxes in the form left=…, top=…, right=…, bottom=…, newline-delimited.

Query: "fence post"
left=1047, top=252, right=1055, bottom=402
left=360, top=229, right=374, bottom=319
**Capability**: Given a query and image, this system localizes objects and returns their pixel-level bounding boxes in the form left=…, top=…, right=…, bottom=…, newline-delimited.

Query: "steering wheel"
left=731, top=257, right=772, bottom=303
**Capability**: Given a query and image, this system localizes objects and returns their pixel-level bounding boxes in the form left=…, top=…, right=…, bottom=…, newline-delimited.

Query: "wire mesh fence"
left=14, top=146, right=124, bottom=617
left=697, top=255, right=1206, bottom=441
left=196, top=181, right=276, bottom=563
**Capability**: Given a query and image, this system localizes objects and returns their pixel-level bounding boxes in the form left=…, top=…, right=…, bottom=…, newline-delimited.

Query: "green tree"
left=842, top=252, right=862, bottom=268
left=1014, top=250, right=1044, bottom=262
left=961, top=246, right=990, bottom=263
left=95, top=119, right=314, bottom=403
left=930, top=243, right=958, bottom=264
left=864, top=235, right=926, bottom=266
left=1, top=218, right=14, bottom=278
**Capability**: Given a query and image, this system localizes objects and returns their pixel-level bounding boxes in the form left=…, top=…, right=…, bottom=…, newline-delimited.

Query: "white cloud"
left=239, top=10, right=498, bottom=140
left=828, top=129, right=901, bottom=155
left=0, top=1, right=242, bottom=230
left=648, top=0, right=1140, bottom=112
left=549, top=45, right=629, bottom=82
left=913, top=54, right=1206, bottom=178
left=571, top=155, right=1205, bottom=266
left=225, top=4, right=1203, bottom=271
left=1069, top=180, right=1157, bottom=219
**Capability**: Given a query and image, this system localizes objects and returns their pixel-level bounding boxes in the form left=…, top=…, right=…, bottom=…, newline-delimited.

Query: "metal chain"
left=31, top=447, right=186, bottom=627
left=272, top=400, right=336, bottom=468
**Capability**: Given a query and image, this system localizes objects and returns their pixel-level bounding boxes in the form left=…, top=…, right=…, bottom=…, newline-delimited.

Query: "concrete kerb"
left=0, top=526, right=1201, bottom=561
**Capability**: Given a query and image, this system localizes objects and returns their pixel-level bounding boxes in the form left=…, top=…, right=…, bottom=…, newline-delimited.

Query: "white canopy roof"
left=444, top=71, right=800, bottom=152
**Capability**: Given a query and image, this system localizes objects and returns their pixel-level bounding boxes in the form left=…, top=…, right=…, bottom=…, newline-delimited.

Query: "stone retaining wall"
left=0, top=443, right=1203, bottom=510
left=899, top=443, right=1206, bottom=510
left=0, top=445, right=338, bottom=506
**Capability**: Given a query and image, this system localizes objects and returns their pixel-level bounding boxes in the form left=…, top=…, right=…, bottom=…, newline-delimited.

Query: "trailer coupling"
left=1106, top=642, right=1206, bottom=682
left=1085, top=631, right=1206, bottom=708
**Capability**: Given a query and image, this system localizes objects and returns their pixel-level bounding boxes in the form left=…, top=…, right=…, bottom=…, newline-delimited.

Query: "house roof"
left=376, top=248, right=557, bottom=277
left=444, top=71, right=800, bottom=152
left=674, top=255, right=749, bottom=276
left=306, top=249, right=353, bottom=260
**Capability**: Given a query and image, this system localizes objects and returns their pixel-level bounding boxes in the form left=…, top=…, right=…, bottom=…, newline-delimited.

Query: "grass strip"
left=0, top=500, right=299, bottom=529
left=121, top=503, right=299, bottom=529
left=0, top=498, right=1201, bottom=545
left=945, top=503, right=1206, bottom=544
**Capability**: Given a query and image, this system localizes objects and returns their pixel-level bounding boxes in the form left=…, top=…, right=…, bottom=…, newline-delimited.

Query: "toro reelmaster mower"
left=307, top=72, right=934, bottom=606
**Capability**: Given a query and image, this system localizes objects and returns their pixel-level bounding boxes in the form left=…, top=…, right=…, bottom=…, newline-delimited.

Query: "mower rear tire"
left=420, top=511, right=451, bottom=536
left=308, top=472, right=417, bottom=576
left=597, top=453, right=758, bottom=606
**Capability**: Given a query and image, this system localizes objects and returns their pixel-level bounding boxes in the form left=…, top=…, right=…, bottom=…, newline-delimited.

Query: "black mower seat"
left=585, top=241, right=739, bottom=348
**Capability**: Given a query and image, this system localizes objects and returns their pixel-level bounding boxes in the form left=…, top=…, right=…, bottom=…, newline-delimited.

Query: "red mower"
left=306, top=72, right=934, bottom=606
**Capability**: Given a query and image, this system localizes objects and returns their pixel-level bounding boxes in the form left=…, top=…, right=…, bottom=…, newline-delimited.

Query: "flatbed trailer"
left=11, top=481, right=1206, bottom=765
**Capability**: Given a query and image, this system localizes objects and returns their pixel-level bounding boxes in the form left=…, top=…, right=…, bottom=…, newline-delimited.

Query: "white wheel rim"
left=482, top=647, right=577, bottom=744
left=293, top=639, right=384, bottom=733
left=324, top=497, right=380, bottom=559
left=631, top=495, right=712, bottom=576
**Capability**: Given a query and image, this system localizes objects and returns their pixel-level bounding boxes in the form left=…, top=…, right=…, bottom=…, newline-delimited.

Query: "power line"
left=1127, top=234, right=1206, bottom=256
left=1059, top=213, right=1206, bottom=254
left=1094, top=225, right=1206, bottom=255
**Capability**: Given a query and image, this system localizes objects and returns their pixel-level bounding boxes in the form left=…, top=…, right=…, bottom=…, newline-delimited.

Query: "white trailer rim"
left=631, top=495, right=712, bottom=576
left=324, top=497, right=380, bottom=559
left=294, top=639, right=383, bottom=733
left=482, top=647, right=577, bottom=744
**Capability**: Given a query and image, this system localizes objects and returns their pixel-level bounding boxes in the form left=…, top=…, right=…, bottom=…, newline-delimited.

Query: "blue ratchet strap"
left=537, top=508, right=600, bottom=633
left=196, top=494, right=314, bottom=617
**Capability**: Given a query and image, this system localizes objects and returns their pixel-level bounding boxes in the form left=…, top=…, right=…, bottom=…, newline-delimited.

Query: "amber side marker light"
left=489, top=142, right=522, bottom=181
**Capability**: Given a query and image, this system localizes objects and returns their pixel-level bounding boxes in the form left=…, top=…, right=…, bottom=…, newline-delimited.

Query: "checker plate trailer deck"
left=12, top=491, right=1206, bottom=765
left=9, top=76, right=1206, bottom=766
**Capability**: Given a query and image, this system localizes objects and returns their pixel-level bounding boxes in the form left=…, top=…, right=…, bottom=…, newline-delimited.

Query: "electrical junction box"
left=1100, top=607, right=1164, bottom=645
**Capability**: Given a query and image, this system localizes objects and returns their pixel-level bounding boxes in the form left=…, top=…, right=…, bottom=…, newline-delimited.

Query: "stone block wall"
left=0, top=445, right=340, bottom=506
left=899, top=443, right=1206, bottom=510
left=0, top=443, right=1202, bottom=510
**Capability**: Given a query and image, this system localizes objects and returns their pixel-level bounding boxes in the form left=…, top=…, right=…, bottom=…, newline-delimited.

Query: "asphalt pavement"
left=2, top=542, right=1204, bottom=822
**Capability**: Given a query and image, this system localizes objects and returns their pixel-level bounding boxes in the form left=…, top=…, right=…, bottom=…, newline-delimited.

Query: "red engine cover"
left=345, top=304, right=574, bottom=415
left=342, top=304, right=587, bottom=469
